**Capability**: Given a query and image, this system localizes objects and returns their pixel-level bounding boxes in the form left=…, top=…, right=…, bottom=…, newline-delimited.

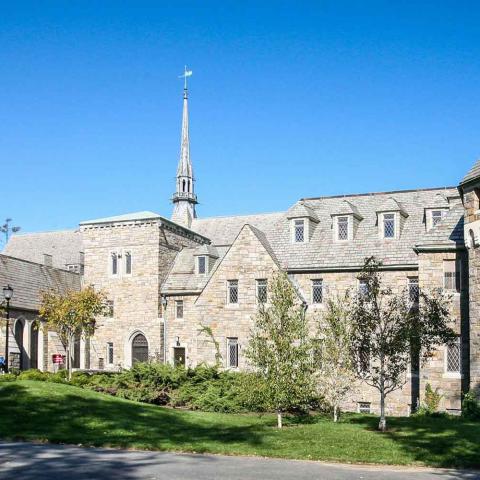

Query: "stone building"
left=3, top=81, right=480, bottom=416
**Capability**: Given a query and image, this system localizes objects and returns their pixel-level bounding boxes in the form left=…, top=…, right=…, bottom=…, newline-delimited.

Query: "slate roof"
left=2, top=230, right=83, bottom=270
left=460, top=159, right=480, bottom=185
left=415, top=205, right=465, bottom=249
left=0, top=254, right=81, bottom=311
left=80, top=211, right=161, bottom=225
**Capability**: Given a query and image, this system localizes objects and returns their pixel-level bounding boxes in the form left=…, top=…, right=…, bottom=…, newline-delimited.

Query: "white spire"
left=172, top=66, right=197, bottom=228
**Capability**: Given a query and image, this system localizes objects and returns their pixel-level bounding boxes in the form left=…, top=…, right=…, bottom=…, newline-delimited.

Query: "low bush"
left=18, top=369, right=47, bottom=381
left=0, top=373, right=17, bottom=383
left=462, top=392, right=480, bottom=420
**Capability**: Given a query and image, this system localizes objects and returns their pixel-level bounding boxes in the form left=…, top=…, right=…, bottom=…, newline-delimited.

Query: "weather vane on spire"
left=179, top=65, right=193, bottom=90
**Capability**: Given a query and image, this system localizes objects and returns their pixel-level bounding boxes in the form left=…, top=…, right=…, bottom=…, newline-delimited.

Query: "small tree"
left=314, top=294, right=357, bottom=422
left=40, top=286, right=107, bottom=379
left=245, top=272, right=314, bottom=428
left=351, top=257, right=456, bottom=431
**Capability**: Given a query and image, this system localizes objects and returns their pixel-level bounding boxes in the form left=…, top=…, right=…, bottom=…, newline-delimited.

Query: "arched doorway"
left=30, top=322, right=39, bottom=369
left=131, top=333, right=148, bottom=364
left=14, top=320, right=24, bottom=370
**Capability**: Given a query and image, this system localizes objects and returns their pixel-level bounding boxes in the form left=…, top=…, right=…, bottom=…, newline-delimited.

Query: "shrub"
left=18, top=369, right=48, bottom=381
left=0, top=373, right=17, bottom=383
left=462, top=392, right=480, bottom=420
left=424, top=383, right=443, bottom=413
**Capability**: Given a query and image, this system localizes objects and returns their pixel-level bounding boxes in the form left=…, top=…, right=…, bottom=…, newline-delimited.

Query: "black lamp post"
left=3, top=285, right=13, bottom=373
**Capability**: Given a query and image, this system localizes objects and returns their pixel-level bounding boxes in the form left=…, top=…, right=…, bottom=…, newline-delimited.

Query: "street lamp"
left=3, top=285, right=13, bottom=373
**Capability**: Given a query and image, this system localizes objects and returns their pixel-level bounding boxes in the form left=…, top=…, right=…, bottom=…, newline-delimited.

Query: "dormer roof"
left=286, top=201, right=319, bottom=222
left=331, top=200, right=363, bottom=220
left=193, top=244, right=219, bottom=258
left=376, top=197, right=409, bottom=217
left=424, top=192, right=450, bottom=209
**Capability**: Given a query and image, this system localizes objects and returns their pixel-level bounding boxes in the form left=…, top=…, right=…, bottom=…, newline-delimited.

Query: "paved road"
left=0, top=442, right=478, bottom=480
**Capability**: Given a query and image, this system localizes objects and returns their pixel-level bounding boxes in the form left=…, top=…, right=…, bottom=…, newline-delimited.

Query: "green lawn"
left=0, top=380, right=479, bottom=468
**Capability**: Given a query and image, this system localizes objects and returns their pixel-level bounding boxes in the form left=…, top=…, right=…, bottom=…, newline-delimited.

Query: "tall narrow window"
left=107, top=342, right=114, bottom=365
left=383, top=213, right=395, bottom=238
left=337, top=216, right=349, bottom=241
left=227, top=337, right=239, bottom=368
left=446, top=337, right=461, bottom=373
left=111, top=253, right=118, bottom=275
left=197, top=256, right=206, bottom=275
left=408, top=277, right=419, bottom=304
left=294, top=219, right=305, bottom=243
left=175, top=300, right=184, bottom=319
left=227, top=280, right=239, bottom=304
left=256, top=279, right=267, bottom=304
left=444, top=260, right=460, bottom=292
left=358, top=279, right=369, bottom=296
left=125, top=251, right=132, bottom=275
left=312, top=279, right=323, bottom=304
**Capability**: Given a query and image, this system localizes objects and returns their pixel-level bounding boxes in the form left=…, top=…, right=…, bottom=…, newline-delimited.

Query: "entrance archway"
left=131, top=333, right=148, bottom=364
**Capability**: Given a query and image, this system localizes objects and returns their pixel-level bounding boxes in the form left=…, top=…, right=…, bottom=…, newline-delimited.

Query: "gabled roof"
left=0, top=254, right=81, bottom=311
left=460, top=159, right=480, bottom=186
left=331, top=200, right=363, bottom=220
left=424, top=193, right=450, bottom=209
left=193, top=244, right=219, bottom=258
left=80, top=211, right=161, bottom=225
left=376, top=197, right=409, bottom=217
left=415, top=205, right=465, bottom=250
left=286, top=201, right=319, bottom=222
left=2, top=230, right=83, bottom=269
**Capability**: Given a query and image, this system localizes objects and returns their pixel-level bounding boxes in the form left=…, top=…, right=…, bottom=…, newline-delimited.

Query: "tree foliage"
left=314, top=294, right=357, bottom=422
left=351, top=256, right=456, bottom=431
left=39, top=286, right=107, bottom=379
left=245, top=272, right=314, bottom=428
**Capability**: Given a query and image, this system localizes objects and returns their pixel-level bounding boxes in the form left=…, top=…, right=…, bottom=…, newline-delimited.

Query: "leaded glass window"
left=446, top=338, right=461, bottom=373
left=432, top=210, right=443, bottom=227
left=444, top=260, right=461, bottom=292
left=176, top=300, right=184, bottom=319
left=227, top=338, right=239, bottom=368
left=383, top=213, right=395, bottom=238
left=294, top=219, right=305, bottom=243
left=358, top=402, right=371, bottom=414
left=107, top=342, right=114, bottom=364
left=338, top=216, right=349, bottom=240
left=198, top=256, right=206, bottom=274
left=228, top=280, right=238, bottom=304
left=408, top=277, right=419, bottom=304
left=111, top=252, right=118, bottom=275
left=256, top=279, right=267, bottom=304
left=358, top=279, right=369, bottom=297
left=125, top=251, right=132, bottom=275
left=312, top=279, right=323, bottom=304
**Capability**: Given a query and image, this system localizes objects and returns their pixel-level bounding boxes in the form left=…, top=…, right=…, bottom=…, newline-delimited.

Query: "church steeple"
left=172, top=67, right=197, bottom=228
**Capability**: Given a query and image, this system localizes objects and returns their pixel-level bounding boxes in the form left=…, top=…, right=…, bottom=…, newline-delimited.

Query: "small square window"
left=383, top=213, right=395, bottom=238
left=294, top=219, right=305, bottom=243
left=358, top=402, right=371, bottom=414
left=175, top=300, right=184, bottom=319
left=125, top=251, right=132, bottom=275
left=227, top=337, right=239, bottom=368
left=337, top=216, right=349, bottom=241
left=197, top=256, right=206, bottom=275
left=107, top=342, right=114, bottom=365
left=256, top=279, right=267, bottom=304
left=432, top=210, right=444, bottom=227
left=228, top=280, right=238, bottom=304
left=312, top=279, right=323, bottom=304
left=446, top=337, right=461, bottom=373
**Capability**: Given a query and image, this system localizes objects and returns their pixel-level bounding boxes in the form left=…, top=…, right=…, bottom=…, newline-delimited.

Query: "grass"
left=0, top=381, right=479, bottom=468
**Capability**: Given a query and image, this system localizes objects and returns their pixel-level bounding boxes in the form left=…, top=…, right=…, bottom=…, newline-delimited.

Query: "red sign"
left=52, top=354, right=65, bottom=365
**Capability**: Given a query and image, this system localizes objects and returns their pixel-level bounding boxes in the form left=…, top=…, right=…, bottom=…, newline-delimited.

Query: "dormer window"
left=425, top=208, right=448, bottom=231
left=294, top=219, right=305, bottom=243
left=337, top=216, right=349, bottom=241
left=197, top=255, right=207, bottom=275
left=383, top=213, right=395, bottom=238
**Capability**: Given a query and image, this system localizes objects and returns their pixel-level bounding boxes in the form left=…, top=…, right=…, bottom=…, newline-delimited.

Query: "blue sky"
left=1, top=1, right=479, bottom=235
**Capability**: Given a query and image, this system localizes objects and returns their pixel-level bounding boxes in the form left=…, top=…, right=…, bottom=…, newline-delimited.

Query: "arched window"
left=182, top=179, right=186, bottom=192
left=14, top=320, right=24, bottom=370
left=30, top=322, right=39, bottom=369
left=188, top=180, right=191, bottom=193
left=132, top=333, right=148, bottom=364
left=470, top=229, right=476, bottom=249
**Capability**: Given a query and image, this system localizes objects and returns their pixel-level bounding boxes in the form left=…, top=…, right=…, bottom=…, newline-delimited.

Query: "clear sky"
left=2, top=1, right=479, bottom=236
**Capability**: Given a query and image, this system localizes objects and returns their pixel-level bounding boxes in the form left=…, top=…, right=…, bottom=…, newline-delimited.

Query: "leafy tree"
left=245, top=272, right=314, bottom=428
left=351, top=256, right=456, bottom=431
left=314, top=294, right=357, bottom=422
left=40, top=286, right=107, bottom=379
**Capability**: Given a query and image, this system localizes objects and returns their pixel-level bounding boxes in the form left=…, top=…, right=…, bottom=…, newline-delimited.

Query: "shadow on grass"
left=0, top=383, right=264, bottom=453
left=348, top=414, right=480, bottom=470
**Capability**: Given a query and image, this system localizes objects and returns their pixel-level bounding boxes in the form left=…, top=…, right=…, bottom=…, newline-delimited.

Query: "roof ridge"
left=193, top=211, right=285, bottom=221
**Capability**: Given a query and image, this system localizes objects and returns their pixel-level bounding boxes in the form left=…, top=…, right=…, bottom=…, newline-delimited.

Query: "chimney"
left=43, top=254, right=53, bottom=267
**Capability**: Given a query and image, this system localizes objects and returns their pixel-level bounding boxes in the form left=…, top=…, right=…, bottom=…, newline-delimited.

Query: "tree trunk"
left=333, top=405, right=338, bottom=422
left=67, top=336, right=73, bottom=381
left=277, top=410, right=283, bottom=429
left=379, top=390, right=386, bottom=431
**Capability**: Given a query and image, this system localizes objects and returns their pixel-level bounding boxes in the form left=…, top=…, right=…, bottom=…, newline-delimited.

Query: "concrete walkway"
left=0, top=441, right=478, bottom=480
